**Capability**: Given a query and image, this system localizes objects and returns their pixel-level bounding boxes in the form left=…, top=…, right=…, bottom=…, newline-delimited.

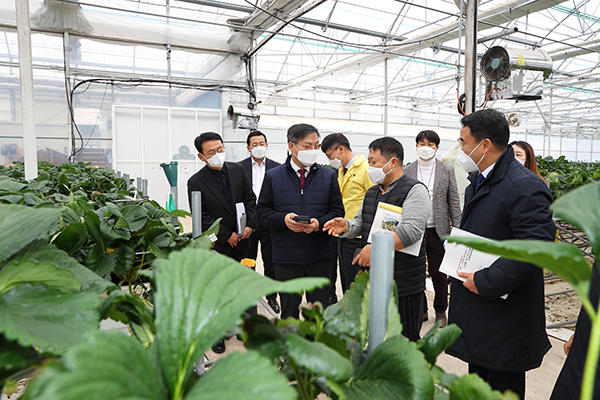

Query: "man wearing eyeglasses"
left=256, top=123, right=345, bottom=319
left=187, top=131, right=256, bottom=262
left=239, top=130, right=282, bottom=314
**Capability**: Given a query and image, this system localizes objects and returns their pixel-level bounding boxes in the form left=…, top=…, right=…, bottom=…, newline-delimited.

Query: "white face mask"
left=417, top=146, right=436, bottom=161
left=205, top=151, right=225, bottom=169
left=251, top=146, right=267, bottom=159
left=328, top=148, right=343, bottom=169
left=294, top=144, right=319, bottom=167
left=516, top=157, right=526, bottom=165
left=456, top=140, right=484, bottom=173
left=367, top=158, right=394, bottom=184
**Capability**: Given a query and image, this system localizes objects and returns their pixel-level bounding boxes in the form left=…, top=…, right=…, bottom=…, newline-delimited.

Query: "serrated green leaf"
left=417, top=324, right=462, bottom=366
left=22, top=331, right=164, bottom=400
left=0, top=260, right=80, bottom=295
left=112, top=246, right=136, bottom=276
left=57, top=172, right=69, bottom=190
left=0, top=285, right=101, bottom=350
left=23, top=192, right=43, bottom=206
left=153, top=247, right=328, bottom=398
left=10, top=242, right=115, bottom=293
left=286, top=333, right=354, bottom=381
left=170, top=209, right=191, bottom=218
left=148, top=243, right=168, bottom=259
left=445, top=237, right=591, bottom=301
left=84, top=245, right=116, bottom=276
left=186, top=351, right=296, bottom=400
left=344, top=335, right=434, bottom=400
left=550, top=182, right=600, bottom=259
left=84, top=211, right=104, bottom=250
left=0, top=205, right=62, bottom=262
left=120, top=205, right=148, bottom=232
left=0, top=179, right=26, bottom=193
left=0, top=195, right=22, bottom=204
left=52, top=222, right=87, bottom=254
left=99, top=218, right=131, bottom=241
left=448, top=374, right=518, bottom=400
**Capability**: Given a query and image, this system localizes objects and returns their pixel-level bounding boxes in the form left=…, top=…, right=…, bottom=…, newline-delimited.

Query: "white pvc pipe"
left=15, top=0, right=37, bottom=180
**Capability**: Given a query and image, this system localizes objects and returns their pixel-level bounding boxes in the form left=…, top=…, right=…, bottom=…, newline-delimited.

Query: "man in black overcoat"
left=446, top=109, right=555, bottom=399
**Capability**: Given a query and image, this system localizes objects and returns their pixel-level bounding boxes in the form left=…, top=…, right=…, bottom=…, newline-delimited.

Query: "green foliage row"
left=0, top=161, right=193, bottom=286
left=537, top=155, right=600, bottom=198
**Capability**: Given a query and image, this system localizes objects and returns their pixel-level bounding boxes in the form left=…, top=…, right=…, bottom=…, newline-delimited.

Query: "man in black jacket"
left=447, top=109, right=555, bottom=399
left=187, top=131, right=257, bottom=353
left=256, top=123, right=344, bottom=319
left=239, top=130, right=281, bottom=314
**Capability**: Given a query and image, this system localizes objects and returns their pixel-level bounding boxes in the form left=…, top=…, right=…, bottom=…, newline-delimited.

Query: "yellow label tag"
left=518, top=55, right=525, bottom=66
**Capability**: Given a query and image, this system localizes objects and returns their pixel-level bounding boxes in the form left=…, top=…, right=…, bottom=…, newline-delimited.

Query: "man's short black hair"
left=194, top=131, right=223, bottom=154
left=415, top=130, right=440, bottom=146
left=461, top=108, right=509, bottom=150
left=246, top=130, right=267, bottom=146
left=321, top=133, right=352, bottom=153
left=287, top=123, right=320, bottom=143
left=369, top=137, right=404, bottom=164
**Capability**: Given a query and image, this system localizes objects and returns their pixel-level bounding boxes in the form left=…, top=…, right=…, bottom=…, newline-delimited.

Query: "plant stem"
left=289, top=358, right=311, bottom=400
left=580, top=313, right=600, bottom=400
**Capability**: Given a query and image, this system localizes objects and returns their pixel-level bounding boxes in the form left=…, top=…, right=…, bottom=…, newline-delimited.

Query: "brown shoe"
left=435, top=312, right=447, bottom=327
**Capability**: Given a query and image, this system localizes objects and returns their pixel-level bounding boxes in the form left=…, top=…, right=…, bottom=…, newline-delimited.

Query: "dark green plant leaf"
left=0, top=260, right=80, bottom=295
left=120, top=204, right=148, bottom=232
left=445, top=237, right=591, bottom=301
left=0, top=195, right=23, bottom=204
left=344, top=335, right=434, bottom=400
left=286, top=333, right=354, bottom=381
left=57, top=172, right=69, bottom=191
left=84, top=244, right=116, bottom=276
left=243, top=315, right=288, bottom=360
left=448, top=374, right=519, bottom=400
left=0, top=285, right=100, bottom=350
left=99, top=218, right=131, bottom=241
left=148, top=242, right=169, bottom=259
left=417, top=323, right=462, bottom=366
left=10, top=242, right=114, bottom=293
left=0, top=334, right=41, bottom=383
left=112, top=245, right=136, bottom=276
left=153, top=247, right=328, bottom=398
left=22, top=331, right=165, bottom=400
left=23, top=192, right=43, bottom=206
left=0, top=205, right=62, bottom=262
left=550, top=182, right=600, bottom=258
left=185, top=351, right=296, bottom=400
left=52, top=222, right=87, bottom=254
left=99, top=291, right=155, bottom=343
left=84, top=211, right=104, bottom=251
left=0, top=179, right=26, bottom=193
left=324, top=272, right=369, bottom=340
left=170, top=209, right=191, bottom=218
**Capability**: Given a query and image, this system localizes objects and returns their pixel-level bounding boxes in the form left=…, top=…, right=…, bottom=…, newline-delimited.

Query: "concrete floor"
left=181, top=217, right=573, bottom=399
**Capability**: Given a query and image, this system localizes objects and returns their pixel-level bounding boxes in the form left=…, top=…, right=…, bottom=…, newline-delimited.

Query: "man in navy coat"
left=239, top=130, right=281, bottom=314
left=256, top=123, right=344, bottom=319
left=446, top=108, right=555, bottom=399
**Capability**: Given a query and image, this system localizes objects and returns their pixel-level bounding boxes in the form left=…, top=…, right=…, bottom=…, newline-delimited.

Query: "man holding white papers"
left=446, top=109, right=555, bottom=399
left=324, top=137, right=429, bottom=341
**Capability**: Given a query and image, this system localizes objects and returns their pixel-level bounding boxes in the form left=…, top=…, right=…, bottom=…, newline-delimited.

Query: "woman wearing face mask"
left=404, top=130, right=461, bottom=327
left=509, top=141, right=545, bottom=182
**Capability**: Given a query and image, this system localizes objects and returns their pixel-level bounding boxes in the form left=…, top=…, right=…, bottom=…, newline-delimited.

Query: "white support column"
left=15, top=0, right=37, bottom=179
left=383, top=58, right=388, bottom=136
left=547, top=88, right=552, bottom=157
left=464, top=0, right=478, bottom=115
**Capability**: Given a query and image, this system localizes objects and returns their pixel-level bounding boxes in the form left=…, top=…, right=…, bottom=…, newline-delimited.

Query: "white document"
left=367, top=202, right=423, bottom=257
left=440, top=227, right=500, bottom=282
left=235, top=202, right=246, bottom=236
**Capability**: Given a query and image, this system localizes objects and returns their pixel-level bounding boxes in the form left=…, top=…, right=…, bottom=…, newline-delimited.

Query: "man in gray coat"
left=405, top=130, right=461, bottom=327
